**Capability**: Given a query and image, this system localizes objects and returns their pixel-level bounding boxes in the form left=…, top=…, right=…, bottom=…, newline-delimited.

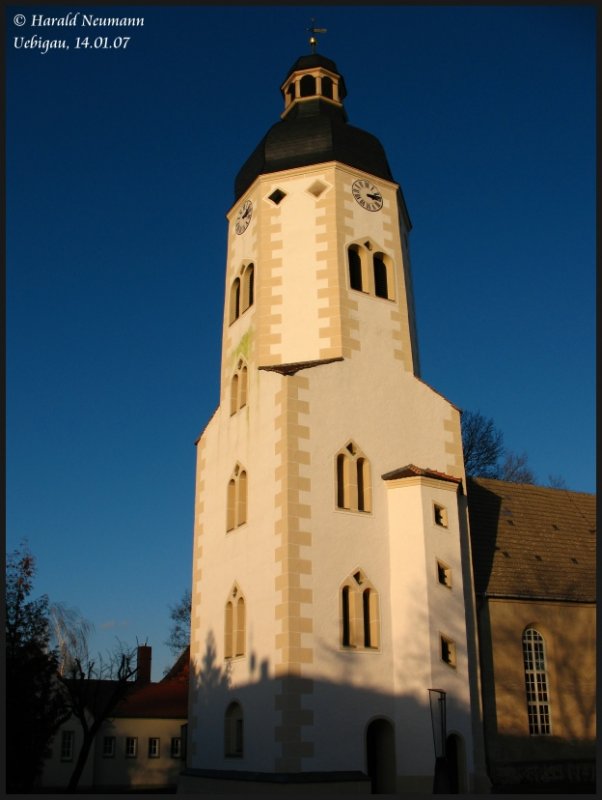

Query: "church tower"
left=184, top=46, right=487, bottom=794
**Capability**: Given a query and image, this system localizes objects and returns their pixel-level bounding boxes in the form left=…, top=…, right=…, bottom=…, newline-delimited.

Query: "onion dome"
left=234, top=53, right=394, bottom=201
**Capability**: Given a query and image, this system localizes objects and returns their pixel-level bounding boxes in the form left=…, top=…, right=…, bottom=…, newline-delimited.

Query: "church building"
left=182, top=43, right=489, bottom=793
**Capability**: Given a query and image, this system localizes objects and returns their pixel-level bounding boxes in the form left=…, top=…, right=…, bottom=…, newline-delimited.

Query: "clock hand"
left=367, top=192, right=382, bottom=201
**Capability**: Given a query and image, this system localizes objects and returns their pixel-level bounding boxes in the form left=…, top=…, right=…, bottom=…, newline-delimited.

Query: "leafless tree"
left=59, top=642, right=138, bottom=792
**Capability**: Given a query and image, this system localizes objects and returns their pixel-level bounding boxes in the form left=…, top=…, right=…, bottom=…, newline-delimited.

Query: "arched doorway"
left=446, top=733, right=466, bottom=793
left=366, top=718, right=396, bottom=794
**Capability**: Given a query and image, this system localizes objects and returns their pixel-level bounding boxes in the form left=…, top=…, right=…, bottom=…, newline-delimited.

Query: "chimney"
left=136, top=645, right=152, bottom=684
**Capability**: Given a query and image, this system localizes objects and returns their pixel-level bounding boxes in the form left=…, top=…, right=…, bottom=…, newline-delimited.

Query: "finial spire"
left=307, top=18, right=327, bottom=53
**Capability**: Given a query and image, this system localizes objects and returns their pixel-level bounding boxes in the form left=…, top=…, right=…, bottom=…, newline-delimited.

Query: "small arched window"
left=224, top=702, right=243, bottom=757
left=322, top=76, right=334, bottom=99
left=522, top=628, right=552, bottom=735
left=300, top=74, right=316, bottom=97
left=226, top=464, right=247, bottom=531
left=224, top=585, right=246, bottom=660
left=335, top=441, right=372, bottom=513
left=340, top=570, right=379, bottom=650
left=347, top=241, right=395, bottom=301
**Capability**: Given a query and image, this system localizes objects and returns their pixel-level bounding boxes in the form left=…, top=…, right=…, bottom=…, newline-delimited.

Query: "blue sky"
left=6, top=4, right=596, bottom=679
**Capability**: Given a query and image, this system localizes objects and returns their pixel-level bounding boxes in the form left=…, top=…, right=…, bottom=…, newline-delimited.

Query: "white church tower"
left=183, top=44, right=488, bottom=794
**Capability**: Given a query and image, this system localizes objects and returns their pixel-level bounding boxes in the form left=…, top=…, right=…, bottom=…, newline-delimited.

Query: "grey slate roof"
left=467, top=478, right=596, bottom=602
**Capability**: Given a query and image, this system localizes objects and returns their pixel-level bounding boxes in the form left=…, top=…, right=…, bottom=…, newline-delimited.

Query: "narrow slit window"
left=434, top=504, right=448, bottom=528
left=348, top=247, right=363, bottom=291
left=441, top=635, right=457, bottom=667
left=437, top=561, right=452, bottom=588
left=373, top=254, right=388, bottom=298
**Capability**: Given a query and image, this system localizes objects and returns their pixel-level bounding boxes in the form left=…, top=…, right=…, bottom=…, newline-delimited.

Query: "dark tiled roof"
left=382, top=464, right=462, bottom=485
left=467, top=478, right=596, bottom=602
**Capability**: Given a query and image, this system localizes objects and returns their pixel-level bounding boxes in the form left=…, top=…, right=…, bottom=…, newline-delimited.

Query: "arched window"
left=322, top=76, right=334, bottom=99
left=300, top=74, right=316, bottom=97
left=522, top=628, right=552, bottom=735
left=230, top=374, right=239, bottom=416
left=241, top=263, right=254, bottom=313
left=348, top=246, right=363, bottom=291
left=229, top=278, right=241, bottom=324
left=224, top=585, right=246, bottom=660
left=224, top=702, right=243, bottom=757
left=373, top=254, right=388, bottom=299
left=347, top=241, right=395, bottom=301
left=226, top=464, right=247, bottom=531
left=340, top=570, right=379, bottom=650
left=230, top=360, right=248, bottom=416
left=335, top=441, right=372, bottom=513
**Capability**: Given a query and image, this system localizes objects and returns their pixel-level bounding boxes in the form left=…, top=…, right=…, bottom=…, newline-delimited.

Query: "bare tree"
left=166, top=588, right=191, bottom=658
left=462, top=410, right=536, bottom=483
left=461, top=410, right=505, bottom=477
left=59, top=642, right=138, bottom=792
left=498, top=451, right=535, bottom=484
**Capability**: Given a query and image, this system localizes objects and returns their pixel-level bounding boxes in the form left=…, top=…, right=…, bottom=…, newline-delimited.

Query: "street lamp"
left=428, top=688, right=450, bottom=793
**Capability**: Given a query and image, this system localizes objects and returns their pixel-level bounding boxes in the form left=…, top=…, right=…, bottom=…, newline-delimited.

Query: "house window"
left=434, top=503, right=448, bottom=528
left=125, top=737, right=138, bottom=758
left=523, top=628, right=552, bottom=735
left=225, top=584, right=246, bottom=659
left=226, top=464, right=247, bottom=531
left=441, top=635, right=456, bottom=667
left=60, top=730, right=74, bottom=761
left=225, top=702, right=244, bottom=757
left=341, top=570, right=380, bottom=650
left=437, top=560, right=452, bottom=588
left=230, top=360, right=248, bottom=415
left=102, top=736, right=116, bottom=758
left=148, top=737, right=160, bottom=758
left=170, top=737, right=182, bottom=759
left=335, top=441, right=372, bottom=513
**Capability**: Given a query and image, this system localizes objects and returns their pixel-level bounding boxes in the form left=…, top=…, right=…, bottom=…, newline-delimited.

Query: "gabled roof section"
left=382, top=464, right=462, bottom=485
left=112, top=648, right=189, bottom=720
left=467, top=477, right=596, bottom=602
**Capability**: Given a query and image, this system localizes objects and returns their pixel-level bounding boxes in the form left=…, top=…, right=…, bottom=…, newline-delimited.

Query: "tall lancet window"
left=226, top=464, right=247, bottom=531
left=335, top=441, right=372, bottom=513
left=340, top=570, right=380, bottom=650
left=229, top=278, right=241, bottom=324
left=224, top=584, right=246, bottom=659
left=522, top=627, right=552, bottom=735
left=241, top=263, right=254, bottom=313
left=230, top=359, right=248, bottom=415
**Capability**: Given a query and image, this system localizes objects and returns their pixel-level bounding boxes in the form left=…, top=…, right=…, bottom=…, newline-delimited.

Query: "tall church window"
left=224, top=585, right=246, bottom=660
left=348, top=246, right=363, bottom=291
left=335, top=441, right=372, bottom=513
left=229, top=278, right=241, bottom=324
left=224, top=702, right=244, bottom=757
left=241, top=263, right=254, bottom=313
left=373, top=254, right=388, bottom=298
left=226, top=464, right=247, bottom=531
left=230, top=359, right=248, bottom=416
left=340, top=570, right=380, bottom=650
left=523, top=628, right=552, bottom=735
left=347, top=241, right=395, bottom=301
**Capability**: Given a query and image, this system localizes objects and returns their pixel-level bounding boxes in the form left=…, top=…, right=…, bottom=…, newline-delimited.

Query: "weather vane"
left=307, top=18, right=327, bottom=53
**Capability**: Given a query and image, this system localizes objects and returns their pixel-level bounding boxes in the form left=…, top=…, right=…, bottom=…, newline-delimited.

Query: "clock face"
left=352, top=179, right=383, bottom=212
left=235, top=200, right=253, bottom=235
